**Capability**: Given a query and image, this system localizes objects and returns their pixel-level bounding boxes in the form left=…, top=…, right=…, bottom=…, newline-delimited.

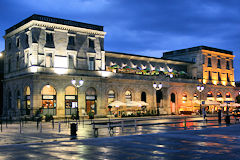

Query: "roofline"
left=105, top=51, right=194, bottom=64
left=5, top=14, right=104, bottom=34
left=163, top=45, right=233, bottom=55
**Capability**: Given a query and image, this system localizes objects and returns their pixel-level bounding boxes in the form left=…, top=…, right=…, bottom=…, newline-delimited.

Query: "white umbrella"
left=204, top=101, right=220, bottom=105
left=220, top=103, right=227, bottom=107
left=108, top=101, right=126, bottom=107
left=137, top=101, right=149, bottom=106
left=229, top=103, right=240, bottom=107
left=126, top=101, right=142, bottom=107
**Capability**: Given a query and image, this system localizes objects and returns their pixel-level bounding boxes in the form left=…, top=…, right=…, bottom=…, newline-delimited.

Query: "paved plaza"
left=0, top=116, right=239, bottom=159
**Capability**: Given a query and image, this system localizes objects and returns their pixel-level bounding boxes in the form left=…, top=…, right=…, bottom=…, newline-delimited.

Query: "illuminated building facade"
left=2, top=15, right=237, bottom=118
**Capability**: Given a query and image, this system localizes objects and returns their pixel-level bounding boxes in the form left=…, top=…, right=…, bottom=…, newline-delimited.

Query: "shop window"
left=217, top=59, right=221, bottom=68
left=41, top=85, right=56, bottom=115
left=65, top=86, right=77, bottom=115
left=24, top=86, right=31, bottom=115
left=86, top=87, right=97, bottom=114
left=17, top=90, right=21, bottom=109
left=182, top=93, right=187, bottom=102
left=108, top=90, right=115, bottom=104
left=207, top=58, right=212, bottom=67
left=125, top=90, right=132, bottom=103
left=171, top=93, right=176, bottom=103
left=193, top=93, right=198, bottom=100
left=141, top=92, right=146, bottom=102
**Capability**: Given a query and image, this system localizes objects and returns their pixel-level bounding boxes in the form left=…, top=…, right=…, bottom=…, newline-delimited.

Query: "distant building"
left=2, top=15, right=237, bottom=118
left=0, top=51, right=3, bottom=115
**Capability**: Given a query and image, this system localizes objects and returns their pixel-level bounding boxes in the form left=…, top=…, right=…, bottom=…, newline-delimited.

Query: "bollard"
left=37, top=120, right=39, bottom=130
left=121, top=120, right=124, bottom=132
left=19, top=120, right=22, bottom=134
left=58, top=122, right=61, bottom=133
left=184, top=117, right=187, bottom=129
left=134, top=119, right=137, bottom=131
left=82, top=117, right=84, bottom=127
left=40, top=122, right=42, bottom=133
left=70, top=123, right=77, bottom=137
left=52, top=119, right=54, bottom=129
left=6, top=117, right=8, bottom=128
left=0, top=119, right=2, bottom=132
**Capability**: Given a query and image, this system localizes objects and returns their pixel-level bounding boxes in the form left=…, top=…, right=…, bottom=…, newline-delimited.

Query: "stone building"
left=2, top=14, right=237, bottom=118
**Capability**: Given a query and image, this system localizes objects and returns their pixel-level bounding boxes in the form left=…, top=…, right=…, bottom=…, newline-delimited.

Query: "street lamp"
left=71, top=78, right=84, bottom=120
left=196, top=85, right=204, bottom=115
left=153, top=82, right=163, bottom=116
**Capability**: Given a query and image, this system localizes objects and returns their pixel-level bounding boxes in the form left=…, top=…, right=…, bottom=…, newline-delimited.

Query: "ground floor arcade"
left=2, top=74, right=237, bottom=118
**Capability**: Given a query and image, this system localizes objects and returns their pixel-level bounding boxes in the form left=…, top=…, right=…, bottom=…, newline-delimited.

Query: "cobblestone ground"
left=0, top=124, right=240, bottom=160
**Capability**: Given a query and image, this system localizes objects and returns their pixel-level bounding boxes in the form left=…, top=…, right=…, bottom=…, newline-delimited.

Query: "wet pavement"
left=0, top=116, right=239, bottom=159
left=0, top=123, right=240, bottom=159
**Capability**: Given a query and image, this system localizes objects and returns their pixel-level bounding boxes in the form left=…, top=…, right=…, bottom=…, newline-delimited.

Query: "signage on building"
left=86, top=95, right=96, bottom=100
left=224, top=101, right=235, bottom=103
left=43, top=95, right=54, bottom=100
left=66, top=96, right=76, bottom=100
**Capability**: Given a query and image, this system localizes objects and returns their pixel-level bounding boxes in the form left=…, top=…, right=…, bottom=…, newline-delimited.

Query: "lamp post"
left=197, top=85, right=204, bottom=116
left=71, top=78, right=84, bottom=120
left=153, top=82, right=163, bottom=116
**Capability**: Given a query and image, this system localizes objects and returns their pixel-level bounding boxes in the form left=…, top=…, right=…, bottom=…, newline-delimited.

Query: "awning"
left=108, top=101, right=126, bottom=107
left=204, top=101, right=220, bottom=105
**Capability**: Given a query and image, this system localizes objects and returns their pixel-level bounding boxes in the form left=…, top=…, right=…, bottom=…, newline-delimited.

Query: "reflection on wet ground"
left=0, top=116, right=240, bottom=159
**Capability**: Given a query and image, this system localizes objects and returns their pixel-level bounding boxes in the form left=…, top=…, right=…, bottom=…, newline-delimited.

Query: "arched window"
left=41, top=85, right=56, bottom=115
left=125, top=90, right=132, bottom=102
left=171, top=93, right=176, bottom=103
left=207, top=92, right=213, bottom=97
left=8, top=91, right=12, bottom=109
left=17, top=90, right=21, bottom=109
left=65, top=86, right=77, bottom=115
left=193, top=93, right=198, bottom=100
left=108, top=90, right=115, bottom=104
left=226, top=92, right=231, bottom=98
left=24, top=86, right=31, bottom=115
left=217, top=92, right=222, bottom=98
left=86, top=87, right=97, bottom=114
left=141, top=92, right=146, bottom=102
left=182, top=93, right=187, bottom=102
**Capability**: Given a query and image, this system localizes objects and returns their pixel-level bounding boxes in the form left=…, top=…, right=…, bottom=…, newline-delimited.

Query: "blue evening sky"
left=0, top=0, right=240, bottom=80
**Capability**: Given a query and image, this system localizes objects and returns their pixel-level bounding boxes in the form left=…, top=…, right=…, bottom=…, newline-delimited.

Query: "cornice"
left=5, top=20, right=106, bottom=38
left=202, top=49, right=235, bottom=59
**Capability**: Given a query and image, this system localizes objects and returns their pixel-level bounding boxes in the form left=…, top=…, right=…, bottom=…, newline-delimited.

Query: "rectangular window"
left=227, top=73, right=230, bottom=82
left=68, top=55, right=74, bottom=69
left=68, top=36, right=75, bottom=46
left=8, top=42, right=11, bottom=50
left=208, top=71, right=212, bottom=80
left=218, top=72, right=221, bottom=81
left=16, top=54, right=19, bottom=70
left=8, top=59, right=11, bottom=73
left=46, top=53, right=52, bottom=68
left=26, top=34, right=29, bottom=46
left=192, top=58, right=196, bottom=63
left=45, top=33, right=54, bottom=48
left=16, top=37, right=20, bottom=48
left=46, top=33, right=53, bottom=43
left=207, top=58, right=212, bottom=67
left=226, top=61, right=230, bottom=70
left=89, top=57, right=95, bottom=70
left=89, top=39, right=94, bottom=48
left=217, top=59, right=221, bottom=68
left=202, top=55, right=205, bottom=64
